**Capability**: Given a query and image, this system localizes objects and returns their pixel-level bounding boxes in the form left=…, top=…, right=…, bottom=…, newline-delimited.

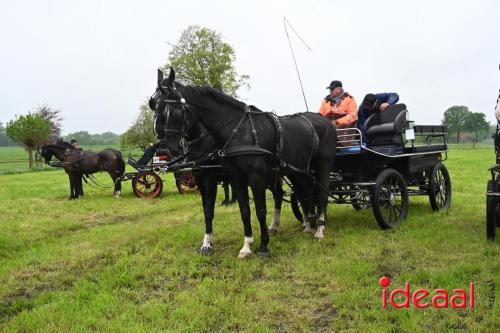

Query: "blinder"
left=158, top=86, right=191, bottom=156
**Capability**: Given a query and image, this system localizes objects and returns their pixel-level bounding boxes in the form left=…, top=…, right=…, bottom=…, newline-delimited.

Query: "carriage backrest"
left=365, top=103, right=407, bottom=135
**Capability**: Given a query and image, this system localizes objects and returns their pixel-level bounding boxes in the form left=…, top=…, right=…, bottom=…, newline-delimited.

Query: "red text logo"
left=379, top=276, right=474, bottom=309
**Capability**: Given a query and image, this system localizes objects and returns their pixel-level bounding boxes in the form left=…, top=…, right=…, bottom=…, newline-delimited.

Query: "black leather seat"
left=364, top=103, right=407, bottom=145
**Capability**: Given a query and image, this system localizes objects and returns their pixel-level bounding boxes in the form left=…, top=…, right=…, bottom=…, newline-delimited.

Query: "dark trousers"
left=137, top=146, right=157, bottom=165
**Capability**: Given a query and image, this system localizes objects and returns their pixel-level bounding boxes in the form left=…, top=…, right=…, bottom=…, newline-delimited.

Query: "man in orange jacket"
left=318, top=80, right=357, bottom=128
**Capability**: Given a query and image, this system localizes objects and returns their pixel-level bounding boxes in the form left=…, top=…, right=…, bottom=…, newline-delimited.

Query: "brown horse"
left=41, top=141, right=125, bottom=199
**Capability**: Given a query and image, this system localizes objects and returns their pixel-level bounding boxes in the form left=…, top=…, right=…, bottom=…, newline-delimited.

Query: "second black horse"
left=154, top=68, right=336, bottom=257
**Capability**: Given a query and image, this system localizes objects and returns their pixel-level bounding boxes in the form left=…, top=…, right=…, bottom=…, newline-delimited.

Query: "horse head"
left=152, top=68, right=199, bottom=157
left=41, top=142, right=75, bottom=164
left=40, top=144, right=55, bottom=164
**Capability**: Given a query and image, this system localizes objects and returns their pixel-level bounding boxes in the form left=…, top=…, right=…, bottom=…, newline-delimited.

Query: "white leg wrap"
left=314, top=225, right=325, bottom=240
left=201, top=233, right=213, bottom=248
left=238, top=236, right=253, bottom=258
left=268, top=209, right=281, bottom=232
left=303, top=221, right=315, bottom=233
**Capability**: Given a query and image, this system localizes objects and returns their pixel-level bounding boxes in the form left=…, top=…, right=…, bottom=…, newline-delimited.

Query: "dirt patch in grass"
left=311, top=302, right=338, bottom=332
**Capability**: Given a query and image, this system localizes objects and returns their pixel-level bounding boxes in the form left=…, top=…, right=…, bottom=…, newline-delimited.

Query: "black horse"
left=41, top=141, right=125, bottom=199
left=155, top=68, right=336, bottom=257
left=149, top=93, right=285, bottom=255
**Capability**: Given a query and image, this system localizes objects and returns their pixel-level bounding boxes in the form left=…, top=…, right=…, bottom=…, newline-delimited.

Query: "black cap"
left=326, top=80, right=342, bottom=90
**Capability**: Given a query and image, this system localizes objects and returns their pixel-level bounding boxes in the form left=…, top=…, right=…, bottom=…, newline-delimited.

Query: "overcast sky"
left=1, top=0, right=499, bottom=135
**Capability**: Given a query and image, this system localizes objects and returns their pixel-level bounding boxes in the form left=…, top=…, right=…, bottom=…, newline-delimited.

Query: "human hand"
left=331, top=107, right=347, bottom=116
left=379, top=103, right=389, bottom=112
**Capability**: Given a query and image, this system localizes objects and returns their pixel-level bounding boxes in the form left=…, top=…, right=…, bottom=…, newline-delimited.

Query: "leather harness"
left=163, top=98, right=319, bottom=174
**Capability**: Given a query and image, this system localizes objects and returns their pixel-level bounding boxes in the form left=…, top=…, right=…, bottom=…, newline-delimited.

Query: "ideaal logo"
left=379, top=276, right=475, bottom=309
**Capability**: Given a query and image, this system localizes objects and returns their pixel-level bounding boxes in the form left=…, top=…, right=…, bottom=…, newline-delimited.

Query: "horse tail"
left=116, top=151, right=126, bottom=177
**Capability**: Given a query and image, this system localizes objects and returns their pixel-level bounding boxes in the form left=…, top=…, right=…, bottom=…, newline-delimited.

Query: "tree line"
left=442, top=105, right=491, bottom=145
left=63, top=131, right=120, bottom=146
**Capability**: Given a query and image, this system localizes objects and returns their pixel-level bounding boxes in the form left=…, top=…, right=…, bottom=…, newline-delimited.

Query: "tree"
left=442, top=106, right=470, bottom=143
left=34, top=104, right=63, bottom=139
left=120, top=102, right=156, bottom=149
left=464, top=112, right=490, bottom=147
left=123, top=25, right=249, bottom=147
left=6, top=113, right=51, bottom=169
left=166, top=25, right=249, bottom=97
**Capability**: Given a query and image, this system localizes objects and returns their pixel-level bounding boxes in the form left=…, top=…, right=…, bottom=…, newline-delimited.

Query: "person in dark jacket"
left=131, top=107, right=167, bottom=167
left=357, top=92, right=399, bottom=140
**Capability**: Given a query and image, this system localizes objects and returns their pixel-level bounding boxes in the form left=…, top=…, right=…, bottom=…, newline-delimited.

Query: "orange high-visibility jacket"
left=318, top=93, right=358, bottom=127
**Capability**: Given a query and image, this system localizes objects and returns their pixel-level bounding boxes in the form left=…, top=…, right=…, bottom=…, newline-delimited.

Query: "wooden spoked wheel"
left=132, top=171, right=163, bottom=198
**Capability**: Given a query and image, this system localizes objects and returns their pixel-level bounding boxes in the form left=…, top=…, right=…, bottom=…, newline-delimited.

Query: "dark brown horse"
left=41, top=141, right=125, bottom=199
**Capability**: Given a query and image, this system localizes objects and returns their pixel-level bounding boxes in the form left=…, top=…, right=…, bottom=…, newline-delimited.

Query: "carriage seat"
left=364, top=103, right=407, bottom=145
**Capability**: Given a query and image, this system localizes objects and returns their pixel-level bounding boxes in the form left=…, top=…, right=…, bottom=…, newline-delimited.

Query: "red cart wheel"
left=132, top=171, right=163, bottom=198
left=175, top=171, right=197, bottom=194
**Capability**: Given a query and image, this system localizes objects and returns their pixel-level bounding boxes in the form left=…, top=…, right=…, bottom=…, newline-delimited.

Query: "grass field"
left=0, top=148, right=499, bottom=332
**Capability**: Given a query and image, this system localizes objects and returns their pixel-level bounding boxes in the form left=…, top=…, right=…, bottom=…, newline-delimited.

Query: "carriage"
left=290, top=103, right=452, bottom=229
left=126, top=101, right=451, bottom=231
left=121, top=151, right=198, bottom=198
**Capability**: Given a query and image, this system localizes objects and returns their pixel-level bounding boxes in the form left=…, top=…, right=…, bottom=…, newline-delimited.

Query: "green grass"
left=0, top=149, right=499, bottom=332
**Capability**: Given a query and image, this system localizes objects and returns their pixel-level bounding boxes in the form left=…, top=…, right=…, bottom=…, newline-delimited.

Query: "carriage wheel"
left=428, top=162, right=452, bottom=211
left=132, top=171, right=163, bottom=198
left=486, top=180, right=497, bottom=241
left=372, top=169, right=409, bottom=229
left=175, top=171, right=197, bottom=194
left=290, top=192, right=304, bottom=223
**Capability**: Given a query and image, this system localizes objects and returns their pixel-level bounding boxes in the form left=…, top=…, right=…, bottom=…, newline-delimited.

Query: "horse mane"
left=55, top=141, right=74, bottom=150
left=182, top=86, right=247, bottom=112
left=44, top=140, right=74, bottom=152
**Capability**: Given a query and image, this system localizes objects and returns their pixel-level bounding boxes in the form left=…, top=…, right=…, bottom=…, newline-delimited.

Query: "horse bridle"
left=155, top=83, right=196, bottom=157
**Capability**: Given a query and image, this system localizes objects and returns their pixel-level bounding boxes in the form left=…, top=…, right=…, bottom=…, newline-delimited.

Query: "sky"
left=0, top=0, right=499, bottom=135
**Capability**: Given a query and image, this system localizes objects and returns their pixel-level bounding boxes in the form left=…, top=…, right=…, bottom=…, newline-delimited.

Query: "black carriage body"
left=323, top=106, right=451, bottom=229
left=333, top=149, right=444, bottom=182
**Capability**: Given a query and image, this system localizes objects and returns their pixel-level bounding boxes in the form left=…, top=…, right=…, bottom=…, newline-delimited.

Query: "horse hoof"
left=200, top=246, right=213, bottom=255
left=268, top=226, right=278, bottom=234
left=238, top=250, right=252, bottom=259
left=220, top=200, right=228, bottom=206
left=257, top=249, right=270, bottom=257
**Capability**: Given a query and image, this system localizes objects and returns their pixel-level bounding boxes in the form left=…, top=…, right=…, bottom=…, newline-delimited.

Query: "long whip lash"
left=284, top=17, right=312, bottom=112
